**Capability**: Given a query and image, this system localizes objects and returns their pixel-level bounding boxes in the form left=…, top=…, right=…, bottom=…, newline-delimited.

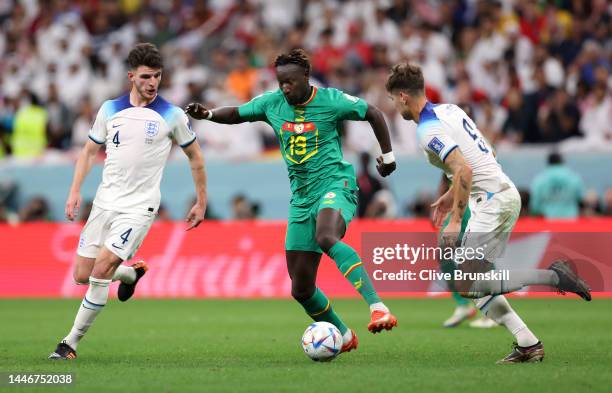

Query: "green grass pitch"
left=1, top=298, right=610, bottom=393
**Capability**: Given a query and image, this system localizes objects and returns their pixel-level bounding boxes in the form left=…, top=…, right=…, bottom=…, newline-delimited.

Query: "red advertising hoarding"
left=0, top=219, right=610, bottom=298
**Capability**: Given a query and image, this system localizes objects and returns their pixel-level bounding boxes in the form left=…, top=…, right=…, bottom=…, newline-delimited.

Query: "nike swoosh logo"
left=112, top=124, right=123, bottom=128
left=111, top=243, right=124, bottom=250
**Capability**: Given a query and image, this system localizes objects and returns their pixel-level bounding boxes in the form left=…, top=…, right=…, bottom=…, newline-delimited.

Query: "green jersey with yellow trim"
left=238, top=87, right=368, bottom=206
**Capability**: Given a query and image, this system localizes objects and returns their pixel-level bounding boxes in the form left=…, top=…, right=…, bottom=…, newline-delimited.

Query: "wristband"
left=205, top=110, right=213, bottom=120
left=382, top=151, right=395, bottom=164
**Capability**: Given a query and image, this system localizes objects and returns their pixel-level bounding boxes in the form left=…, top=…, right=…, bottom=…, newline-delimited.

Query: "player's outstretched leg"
left=49, top=276, right=110, bottom=360
left=316, top=209, right=397, bottom=334
left=49, top=248, right=121, bottom=360
left=287, top=250, right=358, bottom=353
left=116, top=260, right=149, bottom=302
left=461, top=259, right=591, bottom=301
left=327, top=241, right=398, bottom=332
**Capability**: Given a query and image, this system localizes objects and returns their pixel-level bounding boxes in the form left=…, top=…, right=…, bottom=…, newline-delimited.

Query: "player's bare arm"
left=364, top=104, right=396, bottom=177
left=184, top=104, right=245, bottom=124
left=65, top=139, right=102, bottom=221
left=435, top=148, right=472, bottom=246
left=182, top=141, right=207, bottom=230
left=431, top=174, right=451, bottom=227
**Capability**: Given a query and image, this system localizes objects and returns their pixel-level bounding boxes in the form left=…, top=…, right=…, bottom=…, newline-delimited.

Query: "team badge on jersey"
left=282, top=121, right=316, bottom=134
left=428, top=137, right=445, bottom=155
left=144, top=120, right=160, bottom=137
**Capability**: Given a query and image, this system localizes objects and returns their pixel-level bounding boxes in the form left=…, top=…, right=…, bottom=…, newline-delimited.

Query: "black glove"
left=184, top=103, right=210, bottom=120
left=376, top=156, right=396, bottom=177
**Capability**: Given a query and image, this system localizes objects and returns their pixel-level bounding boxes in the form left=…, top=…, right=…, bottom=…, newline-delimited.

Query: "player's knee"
left=72, top=271, right=89, bottom=285
left=315, top=232, right=338, bottom=252
left=92, top=255, right=121, bottom=278
left=291, top=285, right=315, bottom=303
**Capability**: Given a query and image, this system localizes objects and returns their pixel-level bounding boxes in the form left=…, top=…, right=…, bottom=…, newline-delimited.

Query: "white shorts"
left=77, top=205, right=156, bottom=261
left=461, top=184, right=521, bottom=262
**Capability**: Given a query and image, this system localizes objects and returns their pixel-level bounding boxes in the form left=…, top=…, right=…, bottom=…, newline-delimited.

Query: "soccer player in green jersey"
left=186, top=49, right=398, bottom=353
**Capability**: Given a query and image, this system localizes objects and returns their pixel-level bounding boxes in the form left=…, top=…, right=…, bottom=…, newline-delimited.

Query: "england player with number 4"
left=386, top=63, right=591, bottom=364
left=49, top=43, right=207, bottom=360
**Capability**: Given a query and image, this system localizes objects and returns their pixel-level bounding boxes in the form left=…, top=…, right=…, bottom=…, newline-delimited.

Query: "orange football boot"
left=367, top=310, right=398, bottom=333
left=340, top=329, right=358, bottom=353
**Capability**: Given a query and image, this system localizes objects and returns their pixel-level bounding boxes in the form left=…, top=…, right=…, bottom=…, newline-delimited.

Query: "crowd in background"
left=0, top=0, right=611, bottom=221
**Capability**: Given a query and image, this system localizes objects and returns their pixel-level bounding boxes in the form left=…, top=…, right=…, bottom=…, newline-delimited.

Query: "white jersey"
left=416, top=102, right=512, bottom=193
left=88, top=94, right=196, bottom=214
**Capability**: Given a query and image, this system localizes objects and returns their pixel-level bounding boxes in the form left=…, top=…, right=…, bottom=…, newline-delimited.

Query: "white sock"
left=342, top=329, right=353, bottom=344
left=476, top=295, right=539, bottom=347
left=62, top=277, right=111, bottom=350
left=111, top=265, right=136, bottom=284
left=469, top=269, right=559, bottom=297
left=369, top=302, right=389, bottom=313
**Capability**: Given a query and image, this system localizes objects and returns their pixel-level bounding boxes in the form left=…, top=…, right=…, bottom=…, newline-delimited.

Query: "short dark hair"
left=127, top=43, right=163, bottom=70
left=274, top=49, right=310, bottom=74
left=385, top=63, right=425, bottom=95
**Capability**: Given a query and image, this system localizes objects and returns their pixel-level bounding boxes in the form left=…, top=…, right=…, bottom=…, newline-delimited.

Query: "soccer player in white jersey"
left=49, top=43, right=207, bottom=360
left=386, top=63, right=591, bottom=364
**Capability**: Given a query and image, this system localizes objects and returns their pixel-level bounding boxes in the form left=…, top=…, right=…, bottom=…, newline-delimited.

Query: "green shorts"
left=285, top=188, right=357, bottom=253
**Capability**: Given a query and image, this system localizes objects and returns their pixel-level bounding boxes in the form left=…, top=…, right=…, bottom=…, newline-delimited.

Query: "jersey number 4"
left=113, top=131, right=120, bottom=147
left=119, top=228, right=132, bottom=245
left=462, top=118, right=489, bottom=153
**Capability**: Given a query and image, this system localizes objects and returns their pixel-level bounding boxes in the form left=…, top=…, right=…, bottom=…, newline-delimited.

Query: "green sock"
left=439, top=258, right=470, bottom=306
left=327, top=242, right=381, bottom=306
left=299, top=287, right=348, bottom=334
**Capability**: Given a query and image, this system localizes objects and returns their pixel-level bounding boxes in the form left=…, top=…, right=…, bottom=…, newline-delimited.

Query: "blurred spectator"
left=0, top=0, right=609, bottom=186
left=46, top=83, right=72, bottom=150
left=530, top=152, right=584, bottom=219
left=518, top=188, right=531, bottom=217
left=603, top=189, right=612, bottom=216
left=364, top=189, right=397, bottom=219
left=19, top=196, right=50, bottom=222
left=537, top=89, right=581, bottom=142
left=156, top=204, right=172, bottom=222
left=225, top=50, right=258, bottom=102
left=71, top=96, right=95, bottom=149
left=231, top=193, right=259, bottom=220
left=356, top=152, right=383, bottom=218
left=580, top=190, right=602, bottom=217
left=11, top=93, right=47, bottom=159
left=0, top=96, right=17, bottom=158
left=407, top=191, right=435, bottom=218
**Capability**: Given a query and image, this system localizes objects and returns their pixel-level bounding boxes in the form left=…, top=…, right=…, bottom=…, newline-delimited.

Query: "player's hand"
left=65, top=190, right=81, bottom=221
left=185, top=201, right=206, bottom=231
left=430, top=190, right=454, bottom=227
left=184, top=103, right=210, bottom=120
left=440, top=219, right=461, bottom=248
left=376, top=156, right=396, bottom=177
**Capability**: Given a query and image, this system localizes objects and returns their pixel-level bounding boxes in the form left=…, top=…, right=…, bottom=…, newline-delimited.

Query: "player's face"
left=129, top=66, right=162, bottom=101
left=389, top=91, right=413, bottom=121
left=276, top=64, right=310, bottom=105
